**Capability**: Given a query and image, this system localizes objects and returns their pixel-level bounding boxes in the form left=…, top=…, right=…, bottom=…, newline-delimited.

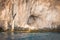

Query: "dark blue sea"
left=0, top=32, right=60, bottom=40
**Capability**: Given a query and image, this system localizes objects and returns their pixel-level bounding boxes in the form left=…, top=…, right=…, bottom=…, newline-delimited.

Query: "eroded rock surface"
left=14, top=0, right=60, bottom=30
left=0, top=0, right=60, bottom=31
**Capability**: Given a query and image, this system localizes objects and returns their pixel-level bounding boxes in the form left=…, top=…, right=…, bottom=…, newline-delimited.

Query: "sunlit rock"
left=14, top=0, right=60, bottom=30
left=0, top=0, right=60, bottom=31
left=0, top=0, right=12, bottom=31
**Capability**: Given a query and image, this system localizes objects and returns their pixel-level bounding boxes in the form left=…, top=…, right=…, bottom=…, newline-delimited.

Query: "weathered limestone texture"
left=0, top=0, right=60, bottom=31
left=0, top=0, right=12, bottom=31
left=14, top=0, right=60, bottom=30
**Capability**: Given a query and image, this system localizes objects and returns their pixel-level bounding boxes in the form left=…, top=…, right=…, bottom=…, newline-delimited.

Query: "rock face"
left=0, top=0, right=60, bottom=31
left=0, top=0, right=12, bottom=31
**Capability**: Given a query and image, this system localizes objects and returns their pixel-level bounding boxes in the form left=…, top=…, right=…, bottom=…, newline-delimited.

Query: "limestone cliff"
left=0, top=0, right=60, bottom=31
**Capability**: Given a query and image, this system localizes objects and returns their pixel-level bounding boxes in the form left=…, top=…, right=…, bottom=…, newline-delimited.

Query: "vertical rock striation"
left=0, top=0, right=60, bottom=31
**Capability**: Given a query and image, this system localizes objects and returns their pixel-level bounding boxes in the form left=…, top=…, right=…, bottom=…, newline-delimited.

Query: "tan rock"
left=15, top=0, right=60, bottom=30
left=0, top=0, right=60, bottom=31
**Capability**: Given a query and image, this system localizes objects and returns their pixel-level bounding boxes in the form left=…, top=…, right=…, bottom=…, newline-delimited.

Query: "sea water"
left=0, top=32, right=60, bottom=40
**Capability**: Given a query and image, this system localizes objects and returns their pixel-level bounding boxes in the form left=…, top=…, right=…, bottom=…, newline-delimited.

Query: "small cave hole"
left=27, top=15, right=38, bottom=25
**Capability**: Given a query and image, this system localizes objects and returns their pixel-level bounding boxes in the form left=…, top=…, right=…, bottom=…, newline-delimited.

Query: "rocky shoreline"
left=0, top=0, right=60, bottom=32
left=0, top=26, right=60, bottom=33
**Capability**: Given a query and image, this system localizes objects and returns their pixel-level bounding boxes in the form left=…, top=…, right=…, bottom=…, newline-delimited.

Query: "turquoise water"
left=0, top=32, right=60, bottom=40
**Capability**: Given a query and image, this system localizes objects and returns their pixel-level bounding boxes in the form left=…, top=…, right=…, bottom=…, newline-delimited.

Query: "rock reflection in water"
left=0, top=32, right=60, bottom=40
